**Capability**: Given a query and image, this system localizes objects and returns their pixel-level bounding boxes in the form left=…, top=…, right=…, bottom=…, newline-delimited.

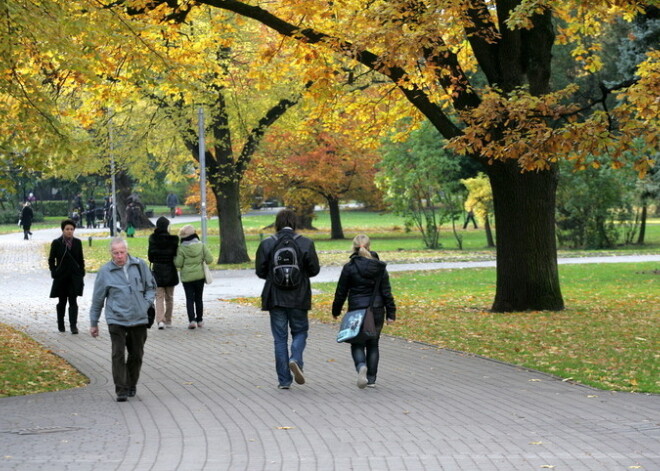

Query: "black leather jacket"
left=332, top=252, right=396, bottom=320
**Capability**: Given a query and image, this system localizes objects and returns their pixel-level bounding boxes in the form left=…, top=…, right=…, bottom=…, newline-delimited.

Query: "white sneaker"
left=197, top=321, right=204, bottom=328
left=188, top=321, right=197, bottom=329
left=357, top=366, right=368, bottom=389
left=158, top=322, right=165, bottom=330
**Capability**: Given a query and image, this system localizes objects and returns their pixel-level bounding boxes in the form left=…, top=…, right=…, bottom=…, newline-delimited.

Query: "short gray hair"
left=109, top=237, right=128, bottom=252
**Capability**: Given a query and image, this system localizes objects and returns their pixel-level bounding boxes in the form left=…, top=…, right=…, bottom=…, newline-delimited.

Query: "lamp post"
left=198, top=107, right=208, bottom=244
left=109, top=117, right=117, bottom=237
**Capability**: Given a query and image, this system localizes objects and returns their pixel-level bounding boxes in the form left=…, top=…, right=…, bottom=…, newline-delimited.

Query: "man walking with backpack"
left=256, top=209, right=320, bottom=389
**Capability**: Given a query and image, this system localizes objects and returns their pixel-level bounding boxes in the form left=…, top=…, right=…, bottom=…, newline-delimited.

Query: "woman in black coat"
left=48, top=219, right=85, bottom=334
left=148, top=216, right=180, bottom=329
left=332, top=234, right=396, bottom=389
left=20, top=202, right=34, bottom=240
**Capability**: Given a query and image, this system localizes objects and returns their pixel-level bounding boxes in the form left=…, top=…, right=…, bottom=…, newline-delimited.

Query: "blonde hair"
left=352, top=234, right=372, bottom=258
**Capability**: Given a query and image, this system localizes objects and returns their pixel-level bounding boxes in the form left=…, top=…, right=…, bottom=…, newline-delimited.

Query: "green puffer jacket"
left=174, top=239, right=213, bottom=283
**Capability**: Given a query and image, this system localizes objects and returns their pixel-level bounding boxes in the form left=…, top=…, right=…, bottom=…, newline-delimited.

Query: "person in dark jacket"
left=148, top=217, right=180, bottom=329
left=20, top=202, right=34, bottom=240
left=332, top=234, right=396, bottom=389
left=255, top=209, right=320, bottom=389
left=48, top=219, right=85, bottom=334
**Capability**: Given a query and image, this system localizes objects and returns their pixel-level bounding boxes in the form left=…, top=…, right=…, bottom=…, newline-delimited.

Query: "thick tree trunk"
left=487, top=161, right=564, bottom=312
left=327, top=196, right=344, bottom=239
left=295, top=203, right=317, bottom=230
left=484, top=213, right=495, bottom=248
left=637, top=204, right=647, bottom=245
left=212, top=179, right=250, bottom=264
left=115, top=171, right=132, bottom=230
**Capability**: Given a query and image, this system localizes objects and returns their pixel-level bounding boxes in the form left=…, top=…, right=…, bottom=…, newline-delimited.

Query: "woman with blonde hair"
left=332, top=234, right=396, bottom=388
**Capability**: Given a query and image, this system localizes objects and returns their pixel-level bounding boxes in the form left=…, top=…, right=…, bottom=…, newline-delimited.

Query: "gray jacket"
left=89, top=255, right=156, bottom=328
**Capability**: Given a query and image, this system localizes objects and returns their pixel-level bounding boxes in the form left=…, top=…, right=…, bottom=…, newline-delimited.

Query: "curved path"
left=0, top=228, right=658, bottom=470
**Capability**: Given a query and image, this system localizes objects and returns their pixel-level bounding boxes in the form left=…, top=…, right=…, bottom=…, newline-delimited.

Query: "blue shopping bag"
left=336, top=308, right=368, bottom=343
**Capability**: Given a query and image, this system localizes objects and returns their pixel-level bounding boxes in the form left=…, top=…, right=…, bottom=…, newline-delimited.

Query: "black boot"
left=57, top=304, right=66, bottom=332
left=69, top=305, right=79, bottom=334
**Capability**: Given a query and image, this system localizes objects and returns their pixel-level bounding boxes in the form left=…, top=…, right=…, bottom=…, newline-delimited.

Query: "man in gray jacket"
left=89, top=237, right=156, bottom=402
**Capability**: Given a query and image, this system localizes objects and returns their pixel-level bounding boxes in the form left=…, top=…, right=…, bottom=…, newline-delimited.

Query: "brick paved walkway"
left=0, top=230, right=658, bottom=470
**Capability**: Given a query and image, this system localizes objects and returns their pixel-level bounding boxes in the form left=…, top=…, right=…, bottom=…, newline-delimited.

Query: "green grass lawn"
left=0, top=323, right=88, bottom=396
left=297, top=262, right=659, bottom=394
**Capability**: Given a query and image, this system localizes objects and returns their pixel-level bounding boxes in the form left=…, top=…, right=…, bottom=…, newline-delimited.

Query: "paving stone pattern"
left=0, top=229, right=658, bottom=470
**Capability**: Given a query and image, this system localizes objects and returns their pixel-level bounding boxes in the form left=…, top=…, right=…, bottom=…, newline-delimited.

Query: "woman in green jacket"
left=174, top=225, right=213, bottom=329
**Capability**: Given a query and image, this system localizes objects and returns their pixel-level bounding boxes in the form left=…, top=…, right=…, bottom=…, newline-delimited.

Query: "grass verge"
left=0, top=323, right=88, bottom=397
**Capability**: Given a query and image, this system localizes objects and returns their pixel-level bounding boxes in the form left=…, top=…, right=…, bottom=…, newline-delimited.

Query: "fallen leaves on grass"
left=0, top=323, right=88, bottom=397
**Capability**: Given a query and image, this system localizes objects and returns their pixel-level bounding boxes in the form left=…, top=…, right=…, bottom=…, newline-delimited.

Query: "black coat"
left=48, top=236, right=85, bottom=298
left=332, top=252, right=396, bottom=321
left=148, top=231, right=180, bottom=287
left=255, top=229, right=320, bottom=311
left=20, top=206, right=34, bottom=227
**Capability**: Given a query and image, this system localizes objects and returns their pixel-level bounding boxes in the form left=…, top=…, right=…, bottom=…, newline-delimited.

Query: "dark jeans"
left=350, top=307, right=385, bottom=384
left=269, top=307, right=309, bottom=386
left=108, top=324, right=147, bottom=395
left=56, top=294, right=78, bottom=331
left=183, top=279, right=205, bottom=322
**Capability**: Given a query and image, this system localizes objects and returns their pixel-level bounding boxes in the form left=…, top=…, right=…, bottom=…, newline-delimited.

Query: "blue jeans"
left=269, top=307, right=309, bottom=386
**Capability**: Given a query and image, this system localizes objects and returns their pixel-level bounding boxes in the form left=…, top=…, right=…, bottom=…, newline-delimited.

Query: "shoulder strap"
left=368, top=273, right=383, bottom=308
left=136, top=259, right=148, bottom=292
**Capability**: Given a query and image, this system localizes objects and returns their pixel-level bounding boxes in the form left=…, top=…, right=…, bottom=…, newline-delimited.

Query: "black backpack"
left=271, top=232, right=302, bottom=289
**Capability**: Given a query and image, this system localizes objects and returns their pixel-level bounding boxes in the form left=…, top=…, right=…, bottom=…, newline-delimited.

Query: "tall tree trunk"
left=211, top=178, right=250, bottom=264
left=295, top=203, right=317, bottom=230
left=487, top=161, right=564, bottom=312
left=115, top=170, right=132, bottom=230
left=484, top=213, right=495, bottom=248
left=327, top=196, right=344, bottom=239
left=637, top=204, right=647, bottom=245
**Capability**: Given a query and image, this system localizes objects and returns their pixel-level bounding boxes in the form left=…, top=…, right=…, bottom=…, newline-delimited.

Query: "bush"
left=0, top=210, right=44, bottom=224
left=37, top=201, right=70, bottom=217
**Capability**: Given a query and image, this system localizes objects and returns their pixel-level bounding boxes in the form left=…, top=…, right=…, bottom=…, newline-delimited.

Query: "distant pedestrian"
left=48, top=219, right=85, bottom=334
left=332, top=234, right=396, bottom=389
left=89, top=237, right=155, bottom=402
left=255, top=209, right=320, bottom=389
left=148, top=217, right=179, bottom=329
left=166, top=192, right=179, bottom=218
left=19, top=202, right=34, bottom=240
left=463, top=209, right=478, bottom=229
left=174, top=225, right=213, bottom=329
left=86, top=197, right=96, bottom=229
left=73, top=193, right=83, bottom=213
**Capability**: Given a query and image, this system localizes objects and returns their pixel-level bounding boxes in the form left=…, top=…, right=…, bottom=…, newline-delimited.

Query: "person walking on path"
left=19, top=201, right=34, bottom=240
left=463, top=209, right=478, bottom=229
left=332, top=234, right=396, bottom=389
left=148, top=217, right=179, bottom=329
left=48, top=219, right=86, bottom=334
left=166, top=192, right=179, bottom=218
left=174, top=225, right=213, bottom=330
left=255, top=209, right=320, bottom=389
left=89, top=237, right=155, bottom=402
